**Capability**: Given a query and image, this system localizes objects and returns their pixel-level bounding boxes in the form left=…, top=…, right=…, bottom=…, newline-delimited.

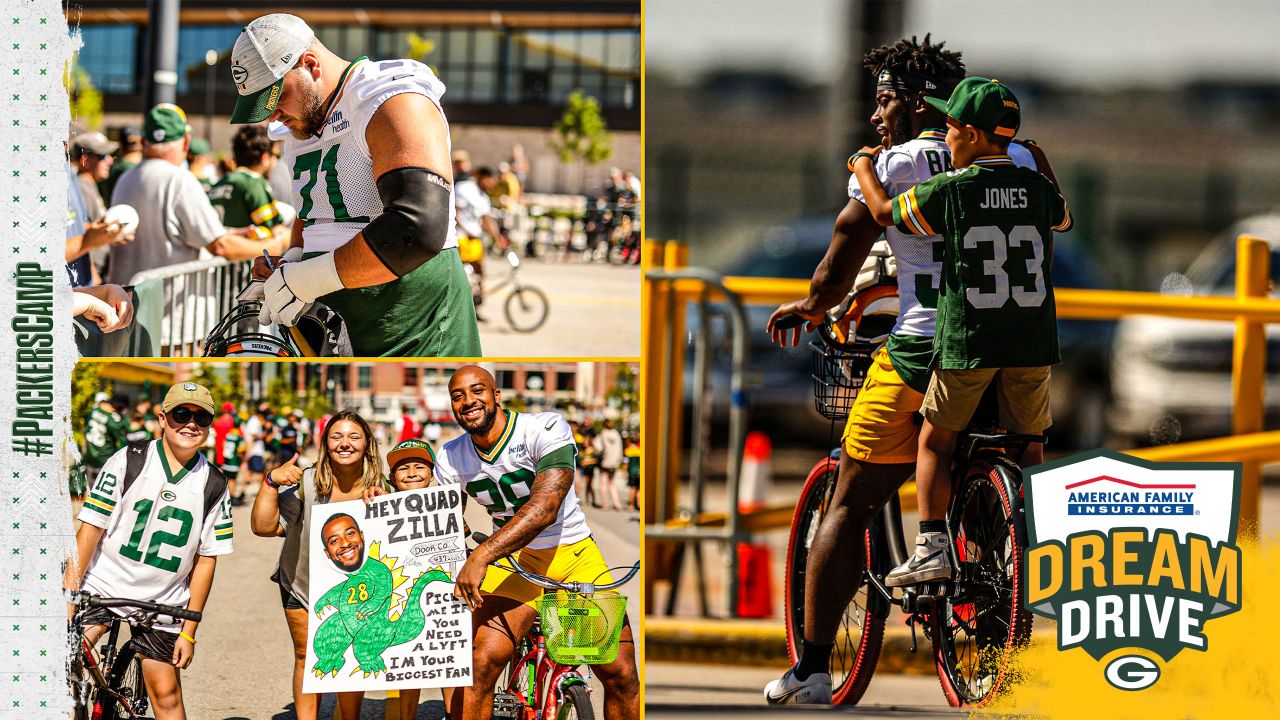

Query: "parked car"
left=1108, top=214, right=1280, bottom=447
left=684, top=215, right=1116, bottom=449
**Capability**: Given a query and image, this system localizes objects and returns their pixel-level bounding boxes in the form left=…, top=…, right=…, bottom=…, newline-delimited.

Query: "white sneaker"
left=885, top=532, right=952, bottom=587
left=763, top=666, right=832, bottom=705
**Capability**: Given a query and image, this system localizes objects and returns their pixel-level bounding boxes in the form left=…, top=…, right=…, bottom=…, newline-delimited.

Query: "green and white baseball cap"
left=229, top=13, right=315, bottom=124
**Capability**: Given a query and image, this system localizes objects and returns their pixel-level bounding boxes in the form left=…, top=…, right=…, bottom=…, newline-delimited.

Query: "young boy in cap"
left=66, top=382, right=235, bottom=719
left=850, top=76, right=1071, bottom=586
left=380, top=438, right=438, bottom=717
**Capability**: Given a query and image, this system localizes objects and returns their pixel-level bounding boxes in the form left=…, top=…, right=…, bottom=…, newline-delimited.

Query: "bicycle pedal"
left=492, top=692, right=522, bottom=719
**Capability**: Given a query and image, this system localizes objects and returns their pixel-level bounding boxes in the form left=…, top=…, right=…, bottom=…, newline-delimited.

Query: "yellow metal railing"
left=644, top=235, right=1274, bottom=542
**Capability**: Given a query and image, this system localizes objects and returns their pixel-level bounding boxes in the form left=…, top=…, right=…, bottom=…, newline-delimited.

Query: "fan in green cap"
left=387, top=438, right=436, bottom=492
left=924, top=76, right=1020, bottom=140
left=143, top=103, right=190, bottom=144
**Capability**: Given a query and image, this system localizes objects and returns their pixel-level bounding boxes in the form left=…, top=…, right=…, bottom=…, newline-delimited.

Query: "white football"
left=102, top=204, right=140, bottom=235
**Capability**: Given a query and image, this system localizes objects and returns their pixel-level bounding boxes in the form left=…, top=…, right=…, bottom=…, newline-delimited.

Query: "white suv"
left=1108, top=215, right=1280, bottom=446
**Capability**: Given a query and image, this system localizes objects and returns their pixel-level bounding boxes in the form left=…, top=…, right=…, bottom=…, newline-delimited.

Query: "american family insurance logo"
left=1023, top=451, right=1242, bottom=691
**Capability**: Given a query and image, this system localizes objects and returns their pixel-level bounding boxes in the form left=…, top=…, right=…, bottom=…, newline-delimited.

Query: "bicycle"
left=476, top=536, right=639, bottom=720
left=775, top=293, right=1038, bottom=708
left=466, top=249, right=551, bottom=333
left=67, top=591, right=202, bottom=720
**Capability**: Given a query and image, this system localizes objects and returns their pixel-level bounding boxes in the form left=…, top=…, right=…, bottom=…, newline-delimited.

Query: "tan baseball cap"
left=229, top=14, right=315, bottom=124
left=161, top=382, right=215, bottom=414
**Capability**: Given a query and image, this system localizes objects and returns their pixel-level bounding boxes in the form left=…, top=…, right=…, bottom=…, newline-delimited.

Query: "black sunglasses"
left=169, top=407, right=214, bottom=428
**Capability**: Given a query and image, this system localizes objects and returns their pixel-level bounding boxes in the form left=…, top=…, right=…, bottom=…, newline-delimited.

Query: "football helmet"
left=202, top=301, right=298, bottom=357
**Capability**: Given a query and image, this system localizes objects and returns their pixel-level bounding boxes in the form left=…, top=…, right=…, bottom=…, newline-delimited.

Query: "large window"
left=76, top=25, right=140, bottom=94
left=75, top=22, right=639, bottom=111
left=357, top=366, right=372, bottom=390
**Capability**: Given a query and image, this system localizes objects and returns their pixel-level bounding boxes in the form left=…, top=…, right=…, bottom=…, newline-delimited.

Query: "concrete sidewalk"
left=645, top=617, right=1055, bottom=675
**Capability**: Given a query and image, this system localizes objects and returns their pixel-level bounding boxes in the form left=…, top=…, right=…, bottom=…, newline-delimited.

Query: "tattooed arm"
left=452, top=467, right=574, bottom=609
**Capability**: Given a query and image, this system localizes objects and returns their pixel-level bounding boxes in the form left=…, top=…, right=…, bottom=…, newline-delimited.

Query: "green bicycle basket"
left=537, top=591, right=628, bottom=665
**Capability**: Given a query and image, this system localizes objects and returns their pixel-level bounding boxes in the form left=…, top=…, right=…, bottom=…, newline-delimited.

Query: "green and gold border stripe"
left=83, top=495, right=115, bottom=516
left=898, top=187, right=935, bottom=236
left=476, top=410, right=518, bottom=464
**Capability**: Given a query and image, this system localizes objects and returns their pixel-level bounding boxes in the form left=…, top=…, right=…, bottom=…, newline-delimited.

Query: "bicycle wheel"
left=68, top=644, right=91, bottom=720
left=555, top=682, right=596, bottom=720
left=99, top=645, right=149, bottom=720
left=784, top=456, right=885, bottom=705
left=930, top=459, right=1032, bottom=707
left=505, top=285, right=550, bottom=333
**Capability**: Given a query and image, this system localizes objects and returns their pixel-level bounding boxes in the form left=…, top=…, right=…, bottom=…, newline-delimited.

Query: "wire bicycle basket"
left=809, top=341, right=878, bottom=422
left=537, top=591, right=629, bottom=665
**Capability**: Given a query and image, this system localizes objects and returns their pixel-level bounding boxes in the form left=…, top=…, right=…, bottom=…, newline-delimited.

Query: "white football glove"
left=238, top=247, right=305, bottom=304
left=260, top=251, right=344, bottom=327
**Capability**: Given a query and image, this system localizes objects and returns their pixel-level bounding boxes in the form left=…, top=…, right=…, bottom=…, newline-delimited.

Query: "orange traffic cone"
left=736, top=432, right=774, bottom=618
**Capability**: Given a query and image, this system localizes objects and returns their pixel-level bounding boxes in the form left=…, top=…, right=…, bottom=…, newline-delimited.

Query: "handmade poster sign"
left=302, top=487, right=472, bottom=693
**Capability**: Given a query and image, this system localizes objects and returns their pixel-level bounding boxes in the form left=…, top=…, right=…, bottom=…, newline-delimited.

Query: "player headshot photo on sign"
left=304, top=487, right=472, bottom=694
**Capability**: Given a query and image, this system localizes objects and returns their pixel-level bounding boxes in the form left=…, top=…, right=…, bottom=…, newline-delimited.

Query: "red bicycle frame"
left=503, top=625, right=591, bottom=718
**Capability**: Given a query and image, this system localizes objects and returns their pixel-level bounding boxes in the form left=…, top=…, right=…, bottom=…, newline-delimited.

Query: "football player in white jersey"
left=230, top=14, right=481, bottom=357
left=66, top=383, right=234, bottom=720
left=763, top=36, right=1062, bottom=704
left=433, top=365, right=638, bottom=720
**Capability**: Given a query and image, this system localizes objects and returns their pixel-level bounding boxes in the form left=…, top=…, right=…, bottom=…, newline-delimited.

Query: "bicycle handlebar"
left=471, top=533, right=638, bottom=593
left=72, top=592, right=203, bottom=623
left=773, top=314, right=805, bottom=330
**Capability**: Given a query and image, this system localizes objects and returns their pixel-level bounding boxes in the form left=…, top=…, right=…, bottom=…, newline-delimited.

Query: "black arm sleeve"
left=362, top=166, right=453, bottom=277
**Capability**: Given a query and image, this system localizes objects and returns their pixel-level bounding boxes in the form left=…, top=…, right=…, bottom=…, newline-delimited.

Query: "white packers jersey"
left=434, top=410, right=588, bottom=550
left=77, top=441, right=234, bottom=632
left=282, top=56, right=458, bottom=254
left=849, top=130, right=1037, bottom=337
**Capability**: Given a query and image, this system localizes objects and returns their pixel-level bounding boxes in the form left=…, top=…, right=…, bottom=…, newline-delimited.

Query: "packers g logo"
left=161, top=490, right=178, bottom=502
left=1023, top=450, right=1242, bottom=691
left=231, top=64, right=248, bottom=86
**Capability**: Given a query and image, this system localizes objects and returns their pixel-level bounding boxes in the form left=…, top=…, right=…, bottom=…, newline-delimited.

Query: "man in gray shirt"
left=108, top=104, right=280, bottom=287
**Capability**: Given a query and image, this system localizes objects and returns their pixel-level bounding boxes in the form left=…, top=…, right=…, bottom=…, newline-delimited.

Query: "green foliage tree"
left=266, top=374, right=295, bottom=414
left=65, top=61, right=103, bottom=129
left=302, top=377, right=329, bottom=420
left=189, top=364, right=244, bottom=413
left=605, top=365, right=639, bottom=416
left=71, top=363, right=110, bottom=445
left=550, top=90, right=613, bottom=165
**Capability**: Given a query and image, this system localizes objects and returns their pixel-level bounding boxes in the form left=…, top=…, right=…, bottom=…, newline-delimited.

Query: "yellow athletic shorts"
left=458, top=236, right=485, bottom=264
left=841, top=345, right=925, bottom=464
left=482, top=536, right=615, bottom=608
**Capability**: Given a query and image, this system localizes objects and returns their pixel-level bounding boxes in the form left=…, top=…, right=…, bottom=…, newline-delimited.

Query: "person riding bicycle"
left=763, top=36, right=1058, bottom=705
left=850, top=76, right=1069, bottom=588
left=66, top=382, right=235, bottom=720
left=454, top=151, right=504, bottom=316
left=431, top=365, right=639, bottom=720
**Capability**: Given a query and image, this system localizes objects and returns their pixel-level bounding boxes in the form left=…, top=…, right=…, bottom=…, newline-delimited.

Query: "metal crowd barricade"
left=644, top=264, right=752, bottom=617
left=644, top=236, right=1276, bottom=619
left=126, top=257, right=255, bottom=357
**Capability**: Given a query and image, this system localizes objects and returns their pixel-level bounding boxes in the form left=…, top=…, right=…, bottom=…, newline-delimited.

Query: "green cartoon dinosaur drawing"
left=311, top=523, right=453, bottom=678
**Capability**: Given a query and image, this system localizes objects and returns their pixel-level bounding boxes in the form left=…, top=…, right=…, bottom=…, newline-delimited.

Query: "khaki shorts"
left=921, top=366, right=1052, bottom=433
left=842, top=346, right=925, bottom=464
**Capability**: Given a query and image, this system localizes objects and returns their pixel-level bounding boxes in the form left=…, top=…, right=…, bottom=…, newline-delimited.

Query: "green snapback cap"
left=143, top=104, right=191, bottom=143
left=388, top=439, right=437, bottom=469
left=188, top=136, right=211, bottom=156
left=925, top=76, right=1020, bottom=138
